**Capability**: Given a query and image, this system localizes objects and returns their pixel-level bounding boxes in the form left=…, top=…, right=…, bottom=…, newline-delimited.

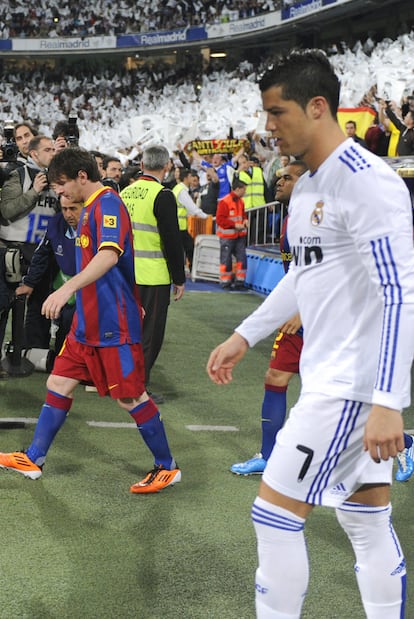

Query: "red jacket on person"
left=216, top=191, right=247, bottom=239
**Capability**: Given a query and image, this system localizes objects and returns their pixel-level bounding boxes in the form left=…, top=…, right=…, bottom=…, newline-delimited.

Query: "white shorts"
left=262, top=392, right=393, bottom=508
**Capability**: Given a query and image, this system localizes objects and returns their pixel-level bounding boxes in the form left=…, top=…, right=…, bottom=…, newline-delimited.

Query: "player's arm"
left=236, top=269, right=298, bottom=347
left=207, top=270, right=298, bottom=384
left=347, top=171, right=414, bottom=460
left=42, top=247, right=119, bottom=319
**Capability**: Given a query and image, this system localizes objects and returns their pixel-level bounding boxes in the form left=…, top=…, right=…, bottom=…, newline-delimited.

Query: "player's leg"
left=231, top=367, right=293, bottom=476
left=252, top=394, right=396, bottom=617
left=260, top=367, right=294, bottom=460
left=336, top=484, right=406, bottom=618
left=121, top=394, right=181, bottom=494
left=0, top=342, right=80, bottom=479
left=108, top=343, right=180, bottom=494
left=253, top=483, right=312, bottom=619
left=231, top=332, right=301, bottom=476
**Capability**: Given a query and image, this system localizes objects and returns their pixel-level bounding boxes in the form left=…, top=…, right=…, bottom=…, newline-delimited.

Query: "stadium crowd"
left=1, top=28, right=414, bottom=158
left=0, top=0, right=281, bottom=38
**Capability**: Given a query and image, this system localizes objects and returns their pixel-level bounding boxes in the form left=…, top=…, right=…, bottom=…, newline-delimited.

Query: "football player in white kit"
left=207, top=49, right=414, bottom=618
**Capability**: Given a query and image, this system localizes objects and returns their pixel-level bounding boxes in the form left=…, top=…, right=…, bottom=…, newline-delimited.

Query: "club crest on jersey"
left=104, top=214, right=117, bottom=228
left=311, top=200, right=324, bottom=226
left=82, top=212, right=89, bottom=226
left=80, top=234, right=89, bottom=248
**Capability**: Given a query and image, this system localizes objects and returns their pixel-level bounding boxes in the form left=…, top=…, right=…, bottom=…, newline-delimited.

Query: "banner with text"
left=12, top=36, right=117, bottom=52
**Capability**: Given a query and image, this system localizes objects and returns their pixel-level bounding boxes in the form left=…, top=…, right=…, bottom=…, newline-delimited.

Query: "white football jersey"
left=237, top=138, right=414, bottom=410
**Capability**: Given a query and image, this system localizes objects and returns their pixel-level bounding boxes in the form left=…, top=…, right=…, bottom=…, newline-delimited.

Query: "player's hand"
left=42, top=287, right=73, bottom=319
left=363, top=404, right=404, bottom=462
left=173, top=283, right=185, bottom=301
left=279, top=313, right=302, bottom=335
left=207, top=332, right=249, bottom=384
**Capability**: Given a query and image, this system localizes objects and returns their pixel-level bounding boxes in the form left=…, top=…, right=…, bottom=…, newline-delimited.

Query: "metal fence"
left=245, top=200, right=285, bottom=247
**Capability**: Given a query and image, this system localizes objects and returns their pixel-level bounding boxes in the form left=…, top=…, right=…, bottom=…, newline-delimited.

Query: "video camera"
left=66, top=113, right=79, bottom=146
left=1, top=120, right=19, bottom=163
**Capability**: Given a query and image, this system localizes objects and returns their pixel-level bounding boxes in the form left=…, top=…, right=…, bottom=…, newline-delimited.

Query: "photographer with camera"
left=0, top=135, right=59, bottom=360
left=52, top=115, right=79, bottom=151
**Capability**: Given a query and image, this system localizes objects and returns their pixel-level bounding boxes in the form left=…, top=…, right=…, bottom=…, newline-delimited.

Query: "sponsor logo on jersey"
left=330, top=482, right=348, bottom=495
left=311, top=200, right=324, bottom=226
left=291, top=235, right=323, bottom=267
left=103, top=214, right=117, bottom=228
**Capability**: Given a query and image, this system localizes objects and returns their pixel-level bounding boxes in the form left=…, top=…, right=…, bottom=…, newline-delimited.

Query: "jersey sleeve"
left=95, top=192, right=129, bottom=256
left=236, top=269, right=298, bottom=347
left=343, top=166, right=414, bottom=409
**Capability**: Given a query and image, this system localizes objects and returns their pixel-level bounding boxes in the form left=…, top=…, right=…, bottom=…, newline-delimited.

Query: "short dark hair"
left=90, top=150, right=106, bottom=160
left=102, top=155, right=121, bottom=170
left=232, top=177, right=247, bottom=191
left=48, top=147, right=101, bottom=183
left=28, top=135, right=51, bottom=152
left=52, top=120, right=79, bottom=141
left=178, top=167, right=191, bottom=182
left=287, top=160, right=308, bottom=176
left=259, top=49, right=340, bottom=119
left=345, top=120, right=357, bottom=129
left=14, top=122, right=38, bottom=138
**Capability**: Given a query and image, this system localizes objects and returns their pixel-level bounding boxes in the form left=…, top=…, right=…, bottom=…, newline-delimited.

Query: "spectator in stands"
left=192, top=148, right=244, bottom=201
left=382, top=99, right=414, bottom=156
left=199, top=166, right=220, bottom=218
left=344, top=120, right=367, bottom=147
left=364, top=112, right=391, bottom=156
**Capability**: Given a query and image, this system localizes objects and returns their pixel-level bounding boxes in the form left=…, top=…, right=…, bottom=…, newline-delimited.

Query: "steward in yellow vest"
left=238, top=156, right=266, bottom=210
left=120, top=145, right=185, bottom=386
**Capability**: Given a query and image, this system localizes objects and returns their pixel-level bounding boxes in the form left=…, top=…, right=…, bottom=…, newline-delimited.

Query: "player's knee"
left=265, top=367, right=290, bottom=388
left=336, top=501, right=391, bottom=541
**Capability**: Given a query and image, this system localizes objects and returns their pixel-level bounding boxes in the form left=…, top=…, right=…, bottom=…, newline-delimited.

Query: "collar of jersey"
left=84, top=185, right=110, bottom=207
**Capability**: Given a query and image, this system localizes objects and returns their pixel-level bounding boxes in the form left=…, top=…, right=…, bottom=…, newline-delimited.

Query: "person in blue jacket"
left=15, top=196, right=83, bottom=366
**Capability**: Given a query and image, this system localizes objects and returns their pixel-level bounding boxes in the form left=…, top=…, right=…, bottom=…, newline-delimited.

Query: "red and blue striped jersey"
left=71, top=187, right=142, bottom=347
